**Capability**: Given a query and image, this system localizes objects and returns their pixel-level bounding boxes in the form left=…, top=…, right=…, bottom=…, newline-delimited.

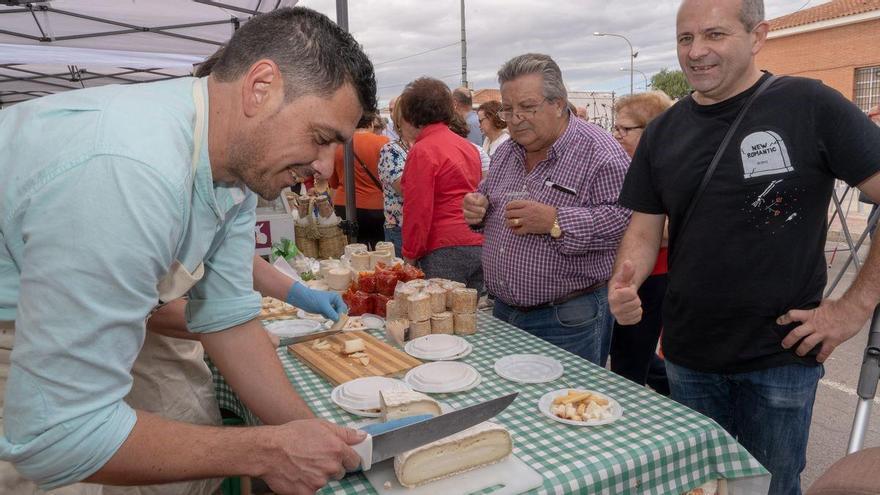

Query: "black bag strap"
left=353, top=150, right=384, bottom=190
left=676, top=75, right=778, bottom=239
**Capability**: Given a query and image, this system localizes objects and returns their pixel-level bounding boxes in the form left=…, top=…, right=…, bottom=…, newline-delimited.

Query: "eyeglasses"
left=498, top=98, right=552, bottom=122
left=611, top=125, right=644, bottom=137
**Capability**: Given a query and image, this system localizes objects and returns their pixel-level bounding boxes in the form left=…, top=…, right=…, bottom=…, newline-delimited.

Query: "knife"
left=288, top=328, right=342, bottom=344
left=351, top=392, right=518, bottom=470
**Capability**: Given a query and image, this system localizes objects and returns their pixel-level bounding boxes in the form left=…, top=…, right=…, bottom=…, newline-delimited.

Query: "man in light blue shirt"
left=453, top=87, right=483, bottom=145
left=0, top=8, right=377, bottom=494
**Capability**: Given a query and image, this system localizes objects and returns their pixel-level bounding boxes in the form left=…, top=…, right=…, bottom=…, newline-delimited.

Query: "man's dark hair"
left=452, top=87, right=473, bottom=107
left=211, top=7, right=377, bottom=121
left=194, top=46, right=225, bottom=78
left=399, top=77, right=455, bottom=128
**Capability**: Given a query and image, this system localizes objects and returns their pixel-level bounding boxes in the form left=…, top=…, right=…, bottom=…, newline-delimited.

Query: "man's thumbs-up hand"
left=609, top=260, right=643, bottom=325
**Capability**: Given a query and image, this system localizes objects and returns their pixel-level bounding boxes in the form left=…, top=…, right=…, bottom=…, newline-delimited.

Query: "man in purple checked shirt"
left=462, top=53, right=631, bottom=366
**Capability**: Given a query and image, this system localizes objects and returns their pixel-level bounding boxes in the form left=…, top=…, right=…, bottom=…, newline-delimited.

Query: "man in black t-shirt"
left=609, top=1, right=880, bottom=494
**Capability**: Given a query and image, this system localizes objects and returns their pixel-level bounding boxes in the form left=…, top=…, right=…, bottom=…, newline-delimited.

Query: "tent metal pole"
left=336, top=0, right=359, bottom=244
left=848, top=303, right=880, bottom=454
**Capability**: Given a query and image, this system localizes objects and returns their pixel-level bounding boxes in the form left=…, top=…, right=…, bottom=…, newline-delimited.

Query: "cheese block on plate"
left=379, top=389, right=441, bottom=422
left=393, top=421, right=513, bottom=488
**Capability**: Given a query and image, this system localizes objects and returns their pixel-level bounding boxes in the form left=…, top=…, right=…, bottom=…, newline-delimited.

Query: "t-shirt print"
left=739, top=130, right=794, bottom=179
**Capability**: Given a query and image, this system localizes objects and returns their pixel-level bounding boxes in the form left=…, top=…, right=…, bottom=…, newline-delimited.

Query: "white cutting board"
left=363, top=454, right=543, bottom=495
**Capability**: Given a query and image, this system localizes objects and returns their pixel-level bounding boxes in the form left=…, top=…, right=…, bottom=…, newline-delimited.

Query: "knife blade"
left=288, top=328, right=342, bottom=344
left=352, top=392, right=518, bottom=470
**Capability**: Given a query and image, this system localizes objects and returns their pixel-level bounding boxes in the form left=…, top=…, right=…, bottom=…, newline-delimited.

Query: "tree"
left=650, top=68, right=691, bottom=100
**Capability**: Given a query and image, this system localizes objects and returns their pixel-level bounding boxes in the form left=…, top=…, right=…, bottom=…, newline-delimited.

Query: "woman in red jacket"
left=398, top=78, right=484, bottom=290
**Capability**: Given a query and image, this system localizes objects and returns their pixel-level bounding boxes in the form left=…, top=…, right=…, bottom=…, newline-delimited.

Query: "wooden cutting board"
left=288, top=330, right=422, bottom=385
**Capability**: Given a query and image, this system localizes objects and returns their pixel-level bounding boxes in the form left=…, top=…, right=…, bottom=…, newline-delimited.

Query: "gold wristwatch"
left=550, top=214, right=563, bottom=239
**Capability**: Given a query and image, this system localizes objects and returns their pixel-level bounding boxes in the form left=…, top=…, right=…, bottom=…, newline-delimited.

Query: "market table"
left=212, top=312, right=769, bottom=494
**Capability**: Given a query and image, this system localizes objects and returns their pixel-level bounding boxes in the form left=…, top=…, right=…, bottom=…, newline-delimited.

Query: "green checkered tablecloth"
left=212, top=312, right=768, bottom=494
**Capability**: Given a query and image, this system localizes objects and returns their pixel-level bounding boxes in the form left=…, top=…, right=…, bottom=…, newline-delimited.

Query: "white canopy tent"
left=0, top=0, right=298, bottom=106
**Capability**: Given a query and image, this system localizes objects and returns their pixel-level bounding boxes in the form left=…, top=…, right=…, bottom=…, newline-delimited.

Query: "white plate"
left=537, top=389, right=623, bottom=426
left=405, top=342, right=473, bottom=361
left=263, top=319, right=323, bottom=338
left=494, top=354, right=564, bottom=384
left=404, top=362, right=481, bottom=393
left=331, top=377, right=412, bottom=414
left=408, top=334, right=467, bottom=356
left=359, top=314, right=385, bottom=330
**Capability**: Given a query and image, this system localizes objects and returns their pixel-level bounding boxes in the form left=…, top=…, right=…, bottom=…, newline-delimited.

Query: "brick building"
left=756, top=0, right=880, bottom=112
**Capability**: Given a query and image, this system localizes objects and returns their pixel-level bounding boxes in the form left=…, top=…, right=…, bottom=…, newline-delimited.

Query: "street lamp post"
left=595, top=32, right=636, bottom=95
left=620, top=67, right=648, bottom=90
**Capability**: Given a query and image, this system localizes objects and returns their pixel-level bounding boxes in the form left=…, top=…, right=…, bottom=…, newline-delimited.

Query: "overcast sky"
left=297, top=0, right=812, bottom=105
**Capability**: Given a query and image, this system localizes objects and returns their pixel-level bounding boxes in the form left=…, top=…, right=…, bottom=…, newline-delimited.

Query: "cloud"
left=302, top=0, right=811, bottom=104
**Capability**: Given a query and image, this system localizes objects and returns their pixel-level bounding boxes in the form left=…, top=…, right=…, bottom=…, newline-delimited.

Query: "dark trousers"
left=335, top=206, right=385, bottom=250
left=610, top=273, right=669, bottom=395
left=417, top=246, right=483, bottom=292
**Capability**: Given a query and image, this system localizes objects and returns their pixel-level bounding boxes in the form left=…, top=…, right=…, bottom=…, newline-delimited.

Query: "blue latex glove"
left=286, top=282, right=348, bottom=321
left=351, top=414, right=434, bottom=472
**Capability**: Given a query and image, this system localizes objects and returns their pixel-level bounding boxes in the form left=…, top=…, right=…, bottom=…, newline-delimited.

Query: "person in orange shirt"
left=330, top=117, right=389, bottom=248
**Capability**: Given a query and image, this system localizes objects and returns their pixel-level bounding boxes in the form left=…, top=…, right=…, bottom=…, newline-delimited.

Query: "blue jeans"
left=666, top=361, right=823, bottom=495
left=383, top=226, right=402, bottom=257
left=493, top=287, right=613, bottom=366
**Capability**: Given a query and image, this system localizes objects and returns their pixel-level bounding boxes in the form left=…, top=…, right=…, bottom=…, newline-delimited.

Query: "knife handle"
left=351, top=433, right=373, bottom=471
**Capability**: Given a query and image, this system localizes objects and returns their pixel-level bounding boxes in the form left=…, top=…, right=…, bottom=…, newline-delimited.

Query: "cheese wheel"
left=431, top=311, right=454, bottom=334
left=344, top=243, right=368, bottom=257
left=370, top=250, right=393, bottom=269
left=407, top=293, right=432, bottom=322
left=451, top=288, right=478, bottom=314
left=318, top=259, right=341, bottom=279
left=443, top=281, right=466, bottom=309
left=394, top=422, right=512, bottom=488
left=380, top=389, right=441, bottom=422
left=395, top=285, right=417, bottom=309
left=426, top=285, right=447, bottom=314
left=386, top=318, right=409, bottom=345
left=409, top=319, right=431, bottom=339
left=386, top=299, right=403, bottom=321
left=375, top=241, right=396, bottom=258
left=405, top=279, right=429, bottom=291
left=350, top=251, right=371, bottom=271
left=326, top=267, right=353, bottom=291
left=454, top=312, right=477, bottom=335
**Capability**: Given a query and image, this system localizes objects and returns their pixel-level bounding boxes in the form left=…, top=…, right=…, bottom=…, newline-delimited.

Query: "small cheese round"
left=350, top=251, right=371, bottom=271
left=409, top=319, right=432, bottom=339
left=451, top=288, right=478, bottom=314
left=426, top=285, right=448, bottom=314
left=326, top=267, right=353, bottom=291
left=454, top=312, right=477, bottom=335
left=431, top=311, right=454, bottom=334
left=407, top=293, right=432, bottom=323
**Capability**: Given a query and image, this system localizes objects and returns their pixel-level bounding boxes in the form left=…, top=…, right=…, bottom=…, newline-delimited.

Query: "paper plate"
left=405, top=342, right=473, bottom=361
left=331, top=377, right=411, bottom=415
left=405, top=334, right=468, bottom=359
left=359, top=314, right=385, bottom=330
left=263, top=319, right=323, bottom=338
left=537, top=389, right=623, bottom=426
left=494, top=354, right=564, bottom=384
left=404, top=361, right=481, bottom=394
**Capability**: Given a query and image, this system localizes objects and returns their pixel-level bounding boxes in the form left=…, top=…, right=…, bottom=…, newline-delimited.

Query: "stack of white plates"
left=330, top=377, right=412, bottom=417
left=494, top=354, right=564, bottom=384
left=404, top=361, right=481, bottom=393
left=404, top=334, right=472, bottom=361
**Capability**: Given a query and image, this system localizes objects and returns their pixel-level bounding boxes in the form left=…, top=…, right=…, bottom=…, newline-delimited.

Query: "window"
left=854, top=66, right=880, bottom=112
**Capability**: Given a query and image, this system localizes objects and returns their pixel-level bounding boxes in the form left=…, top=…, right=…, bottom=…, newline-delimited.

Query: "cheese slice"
left=393, top=421, right=512, bottom=488
left=379, top=389, right=441, bottom=422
